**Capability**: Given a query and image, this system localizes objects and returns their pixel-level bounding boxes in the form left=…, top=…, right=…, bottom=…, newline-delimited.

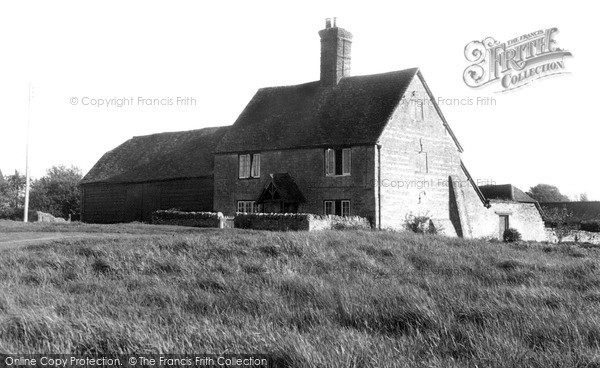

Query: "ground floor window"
left=323, top=200, right=350, bottom=217
left=237, top=201, right=262, bottom=213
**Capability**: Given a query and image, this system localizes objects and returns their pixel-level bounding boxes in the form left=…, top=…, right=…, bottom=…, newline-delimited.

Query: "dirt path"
left=0, top=232, right=142, bottom=251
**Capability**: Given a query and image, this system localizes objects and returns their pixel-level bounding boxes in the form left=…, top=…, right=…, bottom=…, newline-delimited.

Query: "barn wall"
left=81, top=183, right=127, bottom=223
left=81, top=177, right=214, bottom=223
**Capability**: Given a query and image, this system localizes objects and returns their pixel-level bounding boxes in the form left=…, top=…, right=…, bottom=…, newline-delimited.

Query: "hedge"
left=234, top=213, right=371, bottom=231
left=151, top=209, right=223, bottom=228
left=580, top=220, right=600, bottom=233
left=0, top=208, right=38, bottom=222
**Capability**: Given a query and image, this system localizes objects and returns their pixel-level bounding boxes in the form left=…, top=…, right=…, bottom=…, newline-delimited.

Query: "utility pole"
left=23, top=83, right=32, bottom=223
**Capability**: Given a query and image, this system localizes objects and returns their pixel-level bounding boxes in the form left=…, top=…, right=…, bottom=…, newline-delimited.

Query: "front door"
left=263, top=202, right=282, bottom=213
left=499, top=215, right=509, bottom=239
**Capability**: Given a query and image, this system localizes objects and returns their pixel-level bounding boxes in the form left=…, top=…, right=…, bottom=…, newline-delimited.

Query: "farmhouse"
left=81, top=19, right=547, bottom=240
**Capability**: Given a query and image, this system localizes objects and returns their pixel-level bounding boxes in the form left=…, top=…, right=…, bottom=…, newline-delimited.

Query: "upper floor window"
left=239, top=153, right=260, bottom=179
left=325, top=148, right=351, bottom=176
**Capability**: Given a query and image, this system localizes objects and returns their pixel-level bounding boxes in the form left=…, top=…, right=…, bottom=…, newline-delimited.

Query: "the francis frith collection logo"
left=463, top=28, right=572, bottom=92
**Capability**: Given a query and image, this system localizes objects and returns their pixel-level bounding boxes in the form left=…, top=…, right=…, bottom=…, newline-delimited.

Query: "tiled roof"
left=80, top=126, right=229, bottom=184
left=479, top=184, right=537, bottom=203
left=216, top=68, right=462, bottom=153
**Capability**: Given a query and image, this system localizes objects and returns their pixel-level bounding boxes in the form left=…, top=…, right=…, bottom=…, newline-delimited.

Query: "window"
left=239, top=153, right=260, bottom=179
left=410, top=99, right=424, bottom=121
left=324, top=201, right=334, bottom=215
left=325, top=148, right=351, bottom=176
left=237, top=201, right=261, bottom=213
left=250, top=154, right=260, bottom=178
left=323, top=200, right=351, bottom=217
left=341, top=201, right=350, bottom=217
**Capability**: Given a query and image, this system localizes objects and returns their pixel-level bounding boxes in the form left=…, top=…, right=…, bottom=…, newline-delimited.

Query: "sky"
left=0, top=0, right=597, bottom=200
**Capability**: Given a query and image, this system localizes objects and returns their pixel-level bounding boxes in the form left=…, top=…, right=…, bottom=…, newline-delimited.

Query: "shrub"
left=233, top=213, right=371, bottom=231
left=503, top=228, right=522, bottom=243
left=580, top=221, right=600, bottom=233
left=151, top=209, right=222, bottom=228
left=0, top=208, right=38, bottom=222
left=404, top=213, right=438, bottom=235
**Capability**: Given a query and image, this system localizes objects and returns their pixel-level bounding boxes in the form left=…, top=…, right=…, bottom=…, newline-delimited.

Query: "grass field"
left=0, top=221, right=599, bottom=367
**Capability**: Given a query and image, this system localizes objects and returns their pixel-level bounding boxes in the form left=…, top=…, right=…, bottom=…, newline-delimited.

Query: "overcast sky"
left=0, top=0, right=597, bottom=200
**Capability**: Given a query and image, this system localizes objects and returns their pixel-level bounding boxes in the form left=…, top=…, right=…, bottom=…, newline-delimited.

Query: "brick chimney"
left=319, top=18, right=353, bottom=86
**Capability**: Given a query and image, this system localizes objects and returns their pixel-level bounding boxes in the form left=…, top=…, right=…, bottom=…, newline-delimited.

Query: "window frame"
left=323, top=200, right=351, bottom=217
left=324, top=201, right=334, bottom=216
left=410, top=98, right=424, bottom=122
left=238, top=153, right=261, bottom=179
left=237, top=200, right=262, bottom=213
left=341, top=200, right=351, bottom=217
left=325, top=148, right=351, bottom=177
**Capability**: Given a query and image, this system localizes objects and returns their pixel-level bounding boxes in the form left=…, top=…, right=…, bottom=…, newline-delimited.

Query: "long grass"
left=1, top=222, right=599, bottom=367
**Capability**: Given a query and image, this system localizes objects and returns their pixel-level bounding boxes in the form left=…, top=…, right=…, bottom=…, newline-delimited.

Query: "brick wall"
left=213, top=146, right=376, bottom=222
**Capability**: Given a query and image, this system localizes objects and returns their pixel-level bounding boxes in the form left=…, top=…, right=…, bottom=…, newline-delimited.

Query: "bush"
left=0, top=207, right=38, bottom=222
left=580, top=221, right=600, bottom=233
left=404, top=213, right=438, bottom=235
left=503, top=228, right=522, bottom=243
left=151, top=209, right=222, bottom=228
left=234, top=213, right=371, bottom=231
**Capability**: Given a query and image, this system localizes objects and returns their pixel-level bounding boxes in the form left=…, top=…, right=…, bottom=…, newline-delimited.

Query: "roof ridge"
left=131, top=126, right=228, bottom=139
left=256, top=67, right=420, bottom=92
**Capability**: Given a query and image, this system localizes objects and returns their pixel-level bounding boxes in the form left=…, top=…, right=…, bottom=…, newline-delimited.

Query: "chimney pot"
left=325, top=18, right=331, bottom=28
left=333, top=17, right=337, bottom=27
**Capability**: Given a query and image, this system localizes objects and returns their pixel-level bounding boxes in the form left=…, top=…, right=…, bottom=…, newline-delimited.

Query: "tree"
left=0, top=170, right=7, bottom=210
left=543, top=207, right=575, bottom=243
left=527, top=184, right=570, bottom=202
left=2, top=171, right=26, bottom=210
left=579, top=193, right=589, bottom=201
left=30, top=165, right=82, bottom=219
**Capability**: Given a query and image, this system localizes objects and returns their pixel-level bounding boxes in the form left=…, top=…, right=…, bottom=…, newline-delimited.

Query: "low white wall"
left=545, top=228, right=600, bottom=244
left=469, top=201, right=547, bottom=241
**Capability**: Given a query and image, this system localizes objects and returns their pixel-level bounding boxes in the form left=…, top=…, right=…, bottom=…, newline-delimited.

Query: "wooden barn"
left=80, top=126, right=228, bottom=223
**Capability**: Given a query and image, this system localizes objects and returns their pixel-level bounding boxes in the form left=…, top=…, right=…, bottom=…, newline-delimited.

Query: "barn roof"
left=216, top=68, right=463, bottom=153
left=479, top=184, right=537, bottom=203
left=80, top=126, right=229, bottom=185
left=540, top=201, right=600, bottom=223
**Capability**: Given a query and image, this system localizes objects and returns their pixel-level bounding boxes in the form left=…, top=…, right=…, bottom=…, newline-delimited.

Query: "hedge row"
left=151, top=209, right=223, bottom=228
left=581, top=221, right=600, bottom=233
left=0, top=208, right=38, bottom=222
left=234, top=213, right=371, bottom=231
